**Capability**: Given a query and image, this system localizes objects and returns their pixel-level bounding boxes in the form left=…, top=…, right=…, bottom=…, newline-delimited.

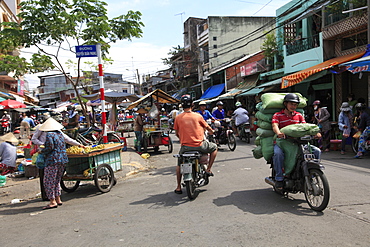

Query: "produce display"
left=66, top=143, right=122, bottom=155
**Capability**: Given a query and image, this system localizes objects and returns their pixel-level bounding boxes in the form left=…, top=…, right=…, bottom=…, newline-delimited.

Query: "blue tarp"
left=200, top=84, right=225, bottom=99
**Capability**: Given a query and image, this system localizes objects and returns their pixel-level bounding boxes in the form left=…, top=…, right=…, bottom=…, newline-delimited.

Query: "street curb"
left=0, top=150, right=151, bottom=206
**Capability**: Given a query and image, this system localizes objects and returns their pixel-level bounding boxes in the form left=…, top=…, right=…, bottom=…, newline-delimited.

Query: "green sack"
left=255, top=111, right=273, bottom=123
left=256, top=128, right=275, bottom=137
left=252, top=145, right=263, bottom=159
left=260, top=136, right=274, bottom=161
left=280, top=123, right=320, bottom=138
left=254, top=136, right=261, bottom=146
left=257, top=120, right=272, bottom=130
left=276, top=138, right=299, bottom=175
left=260, top=93, right=307, bottom=110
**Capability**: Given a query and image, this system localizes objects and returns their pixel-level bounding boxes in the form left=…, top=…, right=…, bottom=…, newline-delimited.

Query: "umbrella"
left=0, top=99, right=27, bottom=109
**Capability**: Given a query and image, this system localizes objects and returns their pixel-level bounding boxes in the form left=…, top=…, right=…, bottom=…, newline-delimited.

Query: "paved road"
left=1, top=134, right=370, bottom=246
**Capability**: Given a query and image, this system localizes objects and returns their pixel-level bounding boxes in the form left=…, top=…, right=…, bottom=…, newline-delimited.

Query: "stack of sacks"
left=252, top=93, right=307, bottom=161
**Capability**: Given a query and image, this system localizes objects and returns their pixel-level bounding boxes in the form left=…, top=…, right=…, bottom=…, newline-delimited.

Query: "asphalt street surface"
left=1, top=133, right=370, bottom=246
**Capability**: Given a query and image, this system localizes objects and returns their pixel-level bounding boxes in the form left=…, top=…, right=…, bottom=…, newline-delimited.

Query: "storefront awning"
left=340, top=55, right=370, bottom=74
left=237, top=87, right=264, bottom=97
left=200, top=83, right=225, bottom=99
left=282, top=51, right=365, bottom=89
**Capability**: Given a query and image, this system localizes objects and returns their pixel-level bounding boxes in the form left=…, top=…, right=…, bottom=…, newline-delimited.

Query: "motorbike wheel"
left=168, top=136, right=173, bottom=153
left=203, top=165, right=209, bottom=186
left=246, top=133, right=251, bottom=144
left=304, top=168, right=330, bottom=212
left=185, top=168, right=197, bottom=200
left=227, top=133, right=236, bottom=151
left=351, top=137, right=359, bottom=154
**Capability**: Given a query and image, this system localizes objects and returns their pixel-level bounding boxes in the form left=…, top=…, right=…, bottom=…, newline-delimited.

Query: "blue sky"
left=23, top=0, right=292, bottom=89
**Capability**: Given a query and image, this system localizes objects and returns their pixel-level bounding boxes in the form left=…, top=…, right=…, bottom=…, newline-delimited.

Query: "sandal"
left=43, top=204, right=58, bottom=210
left=174, top=189, right=182, bottom=194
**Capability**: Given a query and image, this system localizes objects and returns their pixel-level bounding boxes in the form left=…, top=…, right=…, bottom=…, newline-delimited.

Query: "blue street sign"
left=75, top=45, right=98, bottom=58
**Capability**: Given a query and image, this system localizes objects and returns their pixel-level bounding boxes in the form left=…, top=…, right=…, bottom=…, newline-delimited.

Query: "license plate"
left=245, top=129, right=250, bottom=132
left=181, top=163, right=192, bottom=174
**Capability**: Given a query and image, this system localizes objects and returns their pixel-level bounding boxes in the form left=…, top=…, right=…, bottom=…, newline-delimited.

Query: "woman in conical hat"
left=0, top=133, right=18, bottom=175
left=31, top=117, right=84, bottom=209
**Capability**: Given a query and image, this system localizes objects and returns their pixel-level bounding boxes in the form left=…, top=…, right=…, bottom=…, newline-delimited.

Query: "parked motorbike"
left=351, top=131, right=370, bottom=154
left=0, top=119, right=10, bottom=134
left=174, top=151, right=210, bottom=200
left=238, top=122, right=252, bottom=143
left=265, top=135, right=330, bottom=212
left=208, top=119, right=236, bottom=151
left=64, top=125, right=123, bottom=146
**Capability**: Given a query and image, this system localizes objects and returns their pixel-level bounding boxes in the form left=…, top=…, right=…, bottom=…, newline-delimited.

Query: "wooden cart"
left=61, top=144, right=123, bottom=193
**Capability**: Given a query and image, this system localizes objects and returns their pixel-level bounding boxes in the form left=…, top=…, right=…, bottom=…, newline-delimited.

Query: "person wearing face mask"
left=312, top=100, right=331, bottom=151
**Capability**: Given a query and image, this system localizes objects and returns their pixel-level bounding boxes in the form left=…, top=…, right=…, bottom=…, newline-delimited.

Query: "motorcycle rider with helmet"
left=197, top=101, right=216, bottom=121
left=353, top=103, right=370, bottom=158
left=174, top=95, right=218, bottom=194
left=272, top=93, right=321, bottom=190
left=232, top=102, right=249, bottom=136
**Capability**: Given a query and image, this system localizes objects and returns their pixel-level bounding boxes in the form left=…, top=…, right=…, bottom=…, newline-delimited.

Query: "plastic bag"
left=148, top=105, right=159, bottom=119
left=256, top=128, right=275, bottom=137
left=36, top=153, right=46, bottom=169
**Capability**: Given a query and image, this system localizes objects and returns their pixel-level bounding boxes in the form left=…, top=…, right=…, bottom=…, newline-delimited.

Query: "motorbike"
left=238, top=122, right=252, bottom=143
left=174, top=151, right=210, bottom=200
left=207, top=118, right=236, bottom=151
left=64, top=125, right=123, bottom=146
left=0, top=119, right=10, bottom=134
left=265, top=135, right=330, bottom=212
left=351, top=130, right=370, bottom=154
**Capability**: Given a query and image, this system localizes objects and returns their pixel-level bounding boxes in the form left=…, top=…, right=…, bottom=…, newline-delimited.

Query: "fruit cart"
left=127, top=89, right=179, bottom=153
left=61, top=144, right=123, bottom=193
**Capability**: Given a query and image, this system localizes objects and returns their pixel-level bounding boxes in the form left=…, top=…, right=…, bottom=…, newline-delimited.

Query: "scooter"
left=208, top=119, right=236, bottom=151
left=238, top=122, right=252, bottom=143
left=0, top=119, right=10, bottom=134
left=265, top=135, right=330, bottom=212
left=174, top=151, right=210, bottom=200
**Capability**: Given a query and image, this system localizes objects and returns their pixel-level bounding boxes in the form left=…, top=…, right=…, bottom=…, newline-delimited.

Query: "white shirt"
left=31, top=126, right=81, bottom=147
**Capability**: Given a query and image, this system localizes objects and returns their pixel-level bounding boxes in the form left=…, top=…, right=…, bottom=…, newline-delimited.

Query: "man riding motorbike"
left=271, top=93, right=321, bottom=190
left=174, top=95, right=218, bottom=194
left=231, top=102, right=249, bottom=137
left=353, top=103, right=370, bottom=158
left=168, top=105, right=179, bottom=128
left=197, top=101, right=216, bottom=121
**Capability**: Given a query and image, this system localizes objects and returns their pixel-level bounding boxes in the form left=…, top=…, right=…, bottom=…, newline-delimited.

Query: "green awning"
left=237, top=87, right=264, bottom=97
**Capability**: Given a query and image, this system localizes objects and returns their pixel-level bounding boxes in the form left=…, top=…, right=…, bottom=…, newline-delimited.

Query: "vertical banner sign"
left=17, top=79, right=25, bottom=96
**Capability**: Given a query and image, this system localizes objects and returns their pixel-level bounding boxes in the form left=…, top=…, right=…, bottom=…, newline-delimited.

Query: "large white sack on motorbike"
left=257, top=120, right=272, bottom=130
left=254, top=136, right=261, bottom=146
left=252, top=145, right=263, bottom=159
left=260, top=136, right=274, bottom=161
left=280, top=123, right=320, bottom=137
left=255, top=111, right=273, bottom=123
left=256, top=128, right=275, bottom=137
left=260, top=93, right=307, bottom=110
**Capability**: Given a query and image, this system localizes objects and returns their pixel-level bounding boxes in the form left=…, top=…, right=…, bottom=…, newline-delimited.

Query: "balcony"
left=286, top=34, right=320, bottom=56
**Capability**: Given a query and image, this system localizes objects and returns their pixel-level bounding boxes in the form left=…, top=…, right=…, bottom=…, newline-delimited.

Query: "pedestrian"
left=0, top=133, right=18, bottom=175
left=353, top=103, right=370, bottom=158
left=347, top=93, right=358, bottom=114
left=20, top=113, right=36, bottom=139
left=134, top=108, right=148, bottom=154
left=338, top=102, right=353, bottom=155
left=38, top=117, right=68, bottom=210
left=312, top=100, right=331, bottom=151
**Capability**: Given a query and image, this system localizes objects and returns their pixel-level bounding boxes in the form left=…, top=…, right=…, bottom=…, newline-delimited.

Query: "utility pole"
left=136, top=69, right=142, bottom=95
left=199, top=47, right=204, bottom=94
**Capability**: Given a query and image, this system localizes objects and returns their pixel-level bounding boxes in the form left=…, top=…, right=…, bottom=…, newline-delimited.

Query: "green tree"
left=162, top=45, right=184, bottom=65
left=0, top=0, right=144, bottom=123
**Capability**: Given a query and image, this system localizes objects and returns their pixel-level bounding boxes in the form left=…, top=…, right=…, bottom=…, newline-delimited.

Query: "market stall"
left=127, top=89, right=180, bottom=153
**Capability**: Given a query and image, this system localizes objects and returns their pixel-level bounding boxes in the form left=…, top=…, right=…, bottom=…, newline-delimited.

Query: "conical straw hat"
left=0, top=133, right=19, bottom=143
left=39, top=117, right=64, bottom=132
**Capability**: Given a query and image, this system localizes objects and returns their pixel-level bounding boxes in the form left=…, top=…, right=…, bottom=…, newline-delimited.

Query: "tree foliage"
left=0, top=0, right=144, bottom=124
left=162, top=45, right=184, bottom=65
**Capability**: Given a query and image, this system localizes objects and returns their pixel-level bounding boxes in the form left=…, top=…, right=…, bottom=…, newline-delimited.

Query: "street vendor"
left=0, top=133, right=18, bottom=175
left=64, top=105, right=79, bottom=129
left=134, top=108, right=148, bottom=154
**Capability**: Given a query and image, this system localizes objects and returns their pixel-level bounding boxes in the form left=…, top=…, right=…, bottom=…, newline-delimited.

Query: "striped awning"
left=281, top=51, right=365, bottom=89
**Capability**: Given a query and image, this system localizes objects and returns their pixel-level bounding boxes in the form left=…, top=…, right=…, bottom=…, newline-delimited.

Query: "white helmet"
left=235, top=102, right=242, bottom=107
left=214, top=120, right=221, bottom=128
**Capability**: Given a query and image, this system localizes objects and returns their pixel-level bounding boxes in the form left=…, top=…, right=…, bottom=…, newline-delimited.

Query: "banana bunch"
left=66, top=146, right=85, bottom=154
left=66, top=144, right=106, bottom=155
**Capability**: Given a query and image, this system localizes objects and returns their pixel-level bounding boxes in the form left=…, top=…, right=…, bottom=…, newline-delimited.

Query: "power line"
left=253, top=0, right=273, bottom=15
